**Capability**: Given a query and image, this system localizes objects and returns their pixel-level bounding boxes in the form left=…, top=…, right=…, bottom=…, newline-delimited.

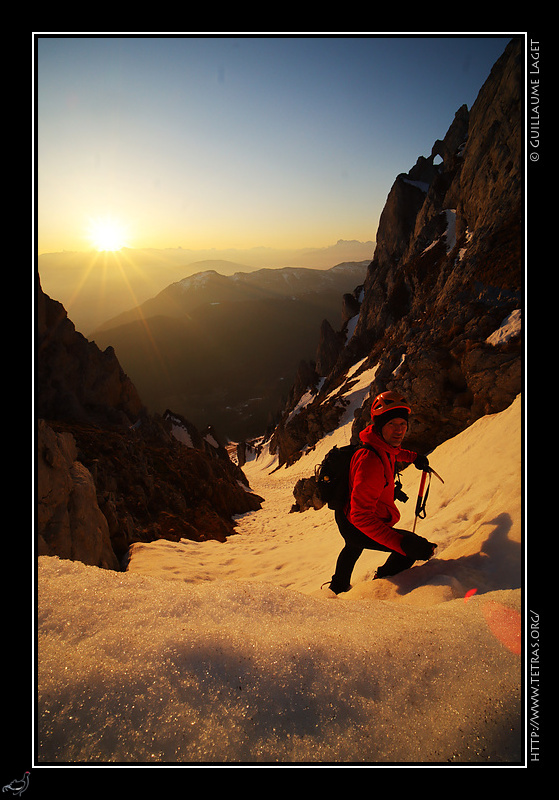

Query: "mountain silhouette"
left=90, top=263, right=368, bottom=440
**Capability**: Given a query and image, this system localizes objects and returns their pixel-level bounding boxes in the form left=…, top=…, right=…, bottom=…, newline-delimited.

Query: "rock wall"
left=37, top=420, right=120, bottom=569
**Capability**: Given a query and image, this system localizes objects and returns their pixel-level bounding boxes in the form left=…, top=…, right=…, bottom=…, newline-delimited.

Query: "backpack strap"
left=352, top=443, right=389, bottom=489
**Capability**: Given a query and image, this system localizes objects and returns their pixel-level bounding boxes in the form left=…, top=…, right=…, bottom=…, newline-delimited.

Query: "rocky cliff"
left=269, top=37, right=523, bottom=471
left=37, top=281, right=263, bottom=569
left=37, top=276, right=144, bottom=426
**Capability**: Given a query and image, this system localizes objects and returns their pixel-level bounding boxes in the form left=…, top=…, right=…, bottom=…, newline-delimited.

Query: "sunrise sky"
left=35, top=34, right=514, bottom=256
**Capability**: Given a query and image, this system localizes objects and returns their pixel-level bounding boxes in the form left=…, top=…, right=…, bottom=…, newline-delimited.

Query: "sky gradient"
left=35, top=34, right=515, bottom=256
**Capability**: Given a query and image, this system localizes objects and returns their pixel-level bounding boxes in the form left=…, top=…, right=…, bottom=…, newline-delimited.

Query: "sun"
left=87, top=216, right=129, bottom=251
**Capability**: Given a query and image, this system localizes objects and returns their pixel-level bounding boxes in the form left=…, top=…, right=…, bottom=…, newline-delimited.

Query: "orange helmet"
left=371, top=391, right=411, bottom=420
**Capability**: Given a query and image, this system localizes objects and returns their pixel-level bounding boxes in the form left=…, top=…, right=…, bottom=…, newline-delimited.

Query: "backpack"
left=315, top=442, right=407, bottom=512
left=315, top=443, right=375, bottom=511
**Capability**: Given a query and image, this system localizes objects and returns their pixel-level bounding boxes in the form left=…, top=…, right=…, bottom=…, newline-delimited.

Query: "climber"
left=327, top=390, right=436, bottom=594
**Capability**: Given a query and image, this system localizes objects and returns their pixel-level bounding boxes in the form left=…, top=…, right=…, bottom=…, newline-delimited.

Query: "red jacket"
left=345, top=424, right=417, bottom=554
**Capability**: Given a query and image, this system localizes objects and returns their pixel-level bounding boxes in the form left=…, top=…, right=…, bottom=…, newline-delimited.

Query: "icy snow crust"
left=37, top=394, right=522, bottom=764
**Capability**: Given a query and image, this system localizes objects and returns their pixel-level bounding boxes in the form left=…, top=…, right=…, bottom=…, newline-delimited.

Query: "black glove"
left=414, top=454, right=430, bottom=471
left=401, top=532, right=436, bottom=561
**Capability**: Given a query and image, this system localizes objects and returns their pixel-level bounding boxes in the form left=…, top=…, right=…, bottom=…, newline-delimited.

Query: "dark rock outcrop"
left=37, top=277, right=144, bottom=426
left=316, top=320, right=344, bottom=377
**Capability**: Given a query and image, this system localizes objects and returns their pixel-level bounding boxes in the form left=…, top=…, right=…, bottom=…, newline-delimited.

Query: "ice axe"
left=412, top=467, right=444, bottom=533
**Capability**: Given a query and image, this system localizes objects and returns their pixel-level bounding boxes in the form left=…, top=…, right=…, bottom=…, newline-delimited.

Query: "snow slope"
left=37, top=394, right=523, bottom=764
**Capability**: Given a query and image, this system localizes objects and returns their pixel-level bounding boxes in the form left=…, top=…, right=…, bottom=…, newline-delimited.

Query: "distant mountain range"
left=94, top=261, right=369, bottom=331
left=89, top=262, right=369, bottom=440
left=37, top=240, right=374, bottom=336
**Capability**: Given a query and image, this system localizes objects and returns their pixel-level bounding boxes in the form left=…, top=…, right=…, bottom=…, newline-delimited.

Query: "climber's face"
left=381, top=417, right=408, bottom=447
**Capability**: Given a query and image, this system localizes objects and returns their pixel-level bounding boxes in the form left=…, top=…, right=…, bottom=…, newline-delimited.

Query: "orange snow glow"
left=482, top=600, right=521, bottom=655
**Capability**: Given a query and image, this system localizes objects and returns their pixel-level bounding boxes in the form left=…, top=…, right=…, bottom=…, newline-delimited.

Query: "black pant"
left=330, top=510, right=415, bottom=593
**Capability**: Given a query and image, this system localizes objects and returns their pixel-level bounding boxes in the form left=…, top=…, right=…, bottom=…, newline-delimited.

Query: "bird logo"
left=2, top=773, right=30, bottom=797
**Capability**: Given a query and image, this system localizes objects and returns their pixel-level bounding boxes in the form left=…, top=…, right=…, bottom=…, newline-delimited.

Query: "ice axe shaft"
left=412, top=470, right=430, bottom=533
left=412, top=466, right=444, bottom=532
